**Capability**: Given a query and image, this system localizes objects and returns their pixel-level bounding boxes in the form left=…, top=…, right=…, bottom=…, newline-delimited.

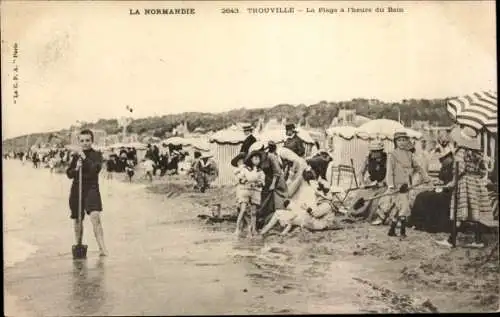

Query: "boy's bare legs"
left=89, top=211, right=108, bottom=256
left=235, top=202, right=247, bottom=236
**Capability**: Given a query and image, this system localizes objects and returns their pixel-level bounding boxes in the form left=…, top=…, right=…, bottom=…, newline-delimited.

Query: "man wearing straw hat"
left=383, top=130, right=430, bottom=238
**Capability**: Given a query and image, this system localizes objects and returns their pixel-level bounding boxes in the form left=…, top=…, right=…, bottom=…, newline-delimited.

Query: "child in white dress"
left=234, top=151, right=265, bottom=237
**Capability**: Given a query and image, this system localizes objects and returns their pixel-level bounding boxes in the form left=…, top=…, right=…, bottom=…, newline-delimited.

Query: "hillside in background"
left=3, top=98, right=453, bottom=150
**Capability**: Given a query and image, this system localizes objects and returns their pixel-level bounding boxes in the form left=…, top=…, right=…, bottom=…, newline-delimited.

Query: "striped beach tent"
left=209, top=127, right=247, bottom=186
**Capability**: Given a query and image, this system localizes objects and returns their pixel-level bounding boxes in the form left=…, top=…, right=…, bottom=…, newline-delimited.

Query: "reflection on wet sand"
left=70, top=258, right=106, bottom=315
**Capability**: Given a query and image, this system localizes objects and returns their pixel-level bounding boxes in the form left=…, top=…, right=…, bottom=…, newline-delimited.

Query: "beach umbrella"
left=446, top=91, right=497, bottom=133
left=356, top=119, right=405, bottom=140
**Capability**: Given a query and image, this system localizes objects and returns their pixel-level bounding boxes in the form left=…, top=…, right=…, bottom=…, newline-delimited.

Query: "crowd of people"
left=222, top=123, right=498, bottom=248
left=6, top=148, right=73, bottom=171
left=5, top=122, right=498, bottom=249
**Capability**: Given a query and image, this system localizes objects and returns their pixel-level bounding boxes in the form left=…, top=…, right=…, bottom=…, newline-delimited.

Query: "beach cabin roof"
left=326, top=126, right=359, bottom=140
left=209, top=126, right=247, bottom=144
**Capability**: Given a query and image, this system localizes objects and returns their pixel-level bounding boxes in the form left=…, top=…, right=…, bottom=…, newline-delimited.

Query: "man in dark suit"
left=240, top=124, right=257, bottom=154
left=283, top=123, right=305, bottom=157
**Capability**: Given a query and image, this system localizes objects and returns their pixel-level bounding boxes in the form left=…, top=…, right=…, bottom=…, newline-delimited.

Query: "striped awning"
left=446, top=91, right=497, bottom=133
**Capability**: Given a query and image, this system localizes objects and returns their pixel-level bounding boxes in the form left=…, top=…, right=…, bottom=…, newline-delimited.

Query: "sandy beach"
left=4, top=160, right=499, bottom=314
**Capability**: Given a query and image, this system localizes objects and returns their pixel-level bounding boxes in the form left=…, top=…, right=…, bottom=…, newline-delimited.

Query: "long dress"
left=257, top=152, right=288, bottom=229
left=410, top=160, right=454, bottom=233
left=279, top=147, right=308, bottom=197
left=450, top=150, right=490, bottom=222
left=350, top=152, right=387, bottom=221
left=274, top=184, right=337, bottom=231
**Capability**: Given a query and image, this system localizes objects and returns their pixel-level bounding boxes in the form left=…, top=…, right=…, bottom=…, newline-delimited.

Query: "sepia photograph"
left=2, top=0, right=498, bottom=315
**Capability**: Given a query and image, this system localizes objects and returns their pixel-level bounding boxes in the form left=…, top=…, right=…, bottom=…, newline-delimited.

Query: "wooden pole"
left=451, top=161, right=459, bottom=248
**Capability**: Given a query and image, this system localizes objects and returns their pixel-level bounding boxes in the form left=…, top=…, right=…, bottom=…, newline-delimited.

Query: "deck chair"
left=328, top=159, right=359, bottom=210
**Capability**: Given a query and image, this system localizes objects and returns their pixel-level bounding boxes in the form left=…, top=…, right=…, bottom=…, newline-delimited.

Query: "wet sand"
left=4, top=160, right=499, bottom=314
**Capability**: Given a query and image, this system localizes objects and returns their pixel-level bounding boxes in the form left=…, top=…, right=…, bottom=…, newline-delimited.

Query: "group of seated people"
left=233, top=128, right=497, bottom=247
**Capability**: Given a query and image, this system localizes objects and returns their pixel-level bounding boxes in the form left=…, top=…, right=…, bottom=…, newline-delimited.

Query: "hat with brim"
left=201, top=152, right=213, bottom=159
left=369, top=141, right=384, bottom=151
left=242, top=124, right=253, bottom=132
left=231, top=152, right=247, bottom=167
left=456, top=127, right=481, bottom=151
left=393, top=131, right=409, bottom=141
left=244, top=150, right=263, bottom=166
left=248, top=141, right=268, bottom=153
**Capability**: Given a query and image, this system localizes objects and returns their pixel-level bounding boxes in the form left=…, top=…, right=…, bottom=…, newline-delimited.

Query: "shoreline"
left=5, top=164, right=498, bottom=313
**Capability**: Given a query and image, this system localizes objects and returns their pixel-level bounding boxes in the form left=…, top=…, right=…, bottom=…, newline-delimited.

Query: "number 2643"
left=221, top=8, right=239, bottom=14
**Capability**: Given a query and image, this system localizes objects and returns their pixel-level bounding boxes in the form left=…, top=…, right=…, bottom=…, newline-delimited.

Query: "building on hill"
left=329, top=109, right=371, bottom=128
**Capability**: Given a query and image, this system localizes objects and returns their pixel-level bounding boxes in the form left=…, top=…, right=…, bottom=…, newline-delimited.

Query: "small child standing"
left=143, top=157, right=155, bottom=182
left=231, top=152, right=248, bottom=234
left=235, top=150, right=265, bottom=237
left=125, top=159, right=135, bottom=183
left=106, top=154, right=116, bottom=180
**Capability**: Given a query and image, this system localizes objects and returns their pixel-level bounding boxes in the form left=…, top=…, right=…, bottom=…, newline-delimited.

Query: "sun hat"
left=201, top=152, right=213, bottom=159
left=244, top=150, right=263, bottom=166
left=248, top=141, right=267, bottom=153
left=231, top=152, right=247, bottom=167
left=393, top=130, right=409, bottom=141
left=369, top=140, right=384, bottom=151
left=456, top=126, right=481, bottom=151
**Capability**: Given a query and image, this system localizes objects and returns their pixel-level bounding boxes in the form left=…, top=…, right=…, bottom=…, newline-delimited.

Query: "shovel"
left=352, top=181, right=431, bottom=210
left=72, top=160, right=88, bottom=259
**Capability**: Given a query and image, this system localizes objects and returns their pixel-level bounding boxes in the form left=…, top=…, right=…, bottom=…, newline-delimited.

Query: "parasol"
left=446, top=91, right=497, bottom=133
left=356, top=119, right=421, bottom=140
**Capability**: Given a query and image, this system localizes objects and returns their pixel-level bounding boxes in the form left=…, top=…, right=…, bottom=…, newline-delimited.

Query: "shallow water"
left=3, top=159, right=367, bottom=315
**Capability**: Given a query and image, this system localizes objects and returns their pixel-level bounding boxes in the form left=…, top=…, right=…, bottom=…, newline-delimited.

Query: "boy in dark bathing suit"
left=66, top=129, right=108, bottom=256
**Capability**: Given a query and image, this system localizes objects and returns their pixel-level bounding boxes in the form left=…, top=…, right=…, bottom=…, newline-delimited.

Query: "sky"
left=1, top=1, right=496, bottom=139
